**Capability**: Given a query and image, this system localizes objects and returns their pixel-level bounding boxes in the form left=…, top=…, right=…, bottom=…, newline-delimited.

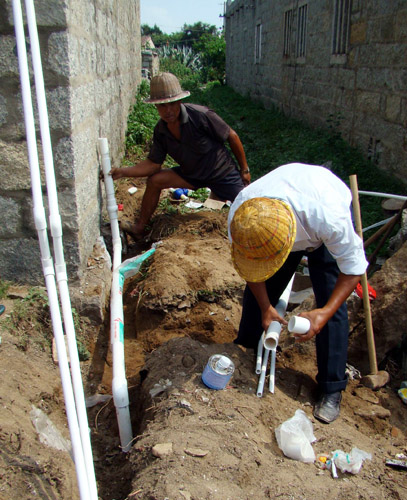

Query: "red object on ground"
left=118, top=204, right=124, bottom=211
left=355, top=282, right=377, bottom=301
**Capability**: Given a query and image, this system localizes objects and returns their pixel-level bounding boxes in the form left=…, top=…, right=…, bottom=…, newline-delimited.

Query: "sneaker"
left=313, top=391, right=342, bottom=423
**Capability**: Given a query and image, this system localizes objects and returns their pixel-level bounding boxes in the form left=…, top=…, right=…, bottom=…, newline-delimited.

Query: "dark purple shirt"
left=148, top=103, right=238, bottom=182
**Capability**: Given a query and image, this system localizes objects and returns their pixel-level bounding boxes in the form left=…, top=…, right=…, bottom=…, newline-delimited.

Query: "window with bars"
left=332, top=0, right=351, bottom=55
left=296, top=4, right=308, bottom=58
left=255, top=23, right=262, bottom=63
left=283, top=9, right=293, bottom=56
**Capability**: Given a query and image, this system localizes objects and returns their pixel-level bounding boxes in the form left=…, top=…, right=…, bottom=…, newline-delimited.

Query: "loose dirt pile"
left=0, top=178, right=406, bottom=500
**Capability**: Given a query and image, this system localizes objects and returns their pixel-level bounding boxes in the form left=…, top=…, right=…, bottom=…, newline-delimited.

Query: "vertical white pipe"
left=269, top=349, right=277, bottom=393
left=22, top=1, right=98, bottom=497
left=256, top=275, right=295, bottom=397
left=12, top=1, right=91, bottom=498
left=256, top=332, right=265, bottom=374
left=257, top=348, right=269, bottom=397
left=99, top=138, right=132, bottom=452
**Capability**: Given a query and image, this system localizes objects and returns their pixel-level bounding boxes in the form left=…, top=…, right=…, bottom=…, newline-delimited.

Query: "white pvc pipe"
left=263, top=275, right=294, bottom=351
left=23, top=1, right=98, bottom=497
left=269, top=349, right=277, bottom=393
left=256, top=331, right=265, bottom=375
left=358, top=190, right=407, bottom=201
left=99, top=139, right=133, bottom=452
left=12, top=2, right=93, bottom=498
left=257, top=347, right=269, bottom=397
left=256, top=275, right=295, bottom=397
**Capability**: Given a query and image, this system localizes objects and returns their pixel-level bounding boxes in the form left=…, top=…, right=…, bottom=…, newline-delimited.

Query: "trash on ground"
left=275, top=409, right=316, bottom=463
left=85, top=393, right=112, bottom=407
left=150, top=378, right=172, bottom=397
left=398, top=387, right=407, bottom=404
left=185, top=200, right=203, bottom=209
left=385, top=459, right=407, bottom=470
left=203, top=198, right=227, bottom=210
left=346, top=363, right=362, bottom=380
left=30, top=406, right=72, bottom=455
left=128, top=187, right=138, bottom=194
left=331, top=448, right=372, bottom=474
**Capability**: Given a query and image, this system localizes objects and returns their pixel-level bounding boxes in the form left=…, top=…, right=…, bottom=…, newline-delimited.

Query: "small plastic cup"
left=288, top=316, right=310, bottom=335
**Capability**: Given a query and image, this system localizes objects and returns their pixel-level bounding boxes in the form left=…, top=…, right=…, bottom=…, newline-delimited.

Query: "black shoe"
left=313, top=391, right=342, bottom=423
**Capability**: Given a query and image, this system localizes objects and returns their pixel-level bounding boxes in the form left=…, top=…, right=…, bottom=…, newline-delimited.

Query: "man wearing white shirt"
left=228, top=163, right=368, bottom=423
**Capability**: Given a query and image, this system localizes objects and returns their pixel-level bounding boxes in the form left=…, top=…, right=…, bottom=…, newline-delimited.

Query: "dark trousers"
left=235, top=245, right=349, bottom=394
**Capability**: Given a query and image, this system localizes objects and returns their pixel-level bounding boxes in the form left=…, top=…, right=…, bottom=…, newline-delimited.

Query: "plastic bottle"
left=172, top=188, right=189, bottom=200
left=202, top=354, right=235, bottom=390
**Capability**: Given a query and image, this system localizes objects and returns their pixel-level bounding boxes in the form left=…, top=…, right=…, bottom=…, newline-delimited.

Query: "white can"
left=202, top=354, right=235, bottom=390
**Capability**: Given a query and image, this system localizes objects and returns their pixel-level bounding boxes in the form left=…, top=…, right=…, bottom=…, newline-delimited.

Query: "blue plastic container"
left=202, top=354, right=235, bottom=390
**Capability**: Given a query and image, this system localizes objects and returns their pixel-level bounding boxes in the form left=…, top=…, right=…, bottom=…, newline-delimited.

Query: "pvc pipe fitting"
left=288, top=316, right=310, bottom=335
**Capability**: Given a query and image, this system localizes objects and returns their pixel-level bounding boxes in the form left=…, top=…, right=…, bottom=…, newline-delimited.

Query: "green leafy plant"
left=0, top=280, right=10, bottom=300
left=125, top=82, right=159, bottom=152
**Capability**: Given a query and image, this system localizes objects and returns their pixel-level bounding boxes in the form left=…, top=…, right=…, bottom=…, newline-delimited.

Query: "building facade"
left=225, top=0, right=407, bottom=182
left=0, top=0, right=141, bottom=284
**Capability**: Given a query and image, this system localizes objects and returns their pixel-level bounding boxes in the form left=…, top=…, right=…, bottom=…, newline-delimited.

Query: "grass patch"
left=125, top=82, right=405, bottom=260
left=3, top=287, right=90, bottom=359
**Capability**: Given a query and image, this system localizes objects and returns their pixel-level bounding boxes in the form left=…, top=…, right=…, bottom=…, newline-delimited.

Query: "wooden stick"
left=349, top=175, right=378, bottom=375
left=363, top=214, right=397, bottom=249
left=367, top=198, right=407, bottom=272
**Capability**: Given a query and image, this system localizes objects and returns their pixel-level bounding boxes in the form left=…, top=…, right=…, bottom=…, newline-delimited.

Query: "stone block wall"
left=0, top=0, right=141, bottom=284
left=225, top=0, right=407, bottom=183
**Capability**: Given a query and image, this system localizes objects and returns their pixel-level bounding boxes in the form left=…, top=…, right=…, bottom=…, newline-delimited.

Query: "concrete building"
left=0, top=0, right=141, bottom=291
left=224, top=0, right=407, bottom=182
left=141, top=35, right=160, bottom=79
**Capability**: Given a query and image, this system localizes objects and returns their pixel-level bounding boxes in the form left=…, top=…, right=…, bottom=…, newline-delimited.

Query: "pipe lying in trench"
left=99, top=138, right=156, bottom=452
left=256, top=275, right=295, bottom=397
left=13, top=1, right=98, bottom=498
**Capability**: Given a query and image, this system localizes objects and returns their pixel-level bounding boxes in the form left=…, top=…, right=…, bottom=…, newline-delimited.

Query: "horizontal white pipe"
left=358, top=190, right=407, bottom=201
left=12, top=1, right=91, bottom=497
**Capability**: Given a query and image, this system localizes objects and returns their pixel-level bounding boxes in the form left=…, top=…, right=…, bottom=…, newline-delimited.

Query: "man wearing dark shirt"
left=110, top=72, right=250, bottom=238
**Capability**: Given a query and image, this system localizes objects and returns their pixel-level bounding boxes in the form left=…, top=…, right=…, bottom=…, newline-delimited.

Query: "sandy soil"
left=0, top=178, right=406, bottom=500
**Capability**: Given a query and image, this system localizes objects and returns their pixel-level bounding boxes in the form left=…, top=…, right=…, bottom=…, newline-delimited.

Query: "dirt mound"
left=1, top=178, right=407, bottom=500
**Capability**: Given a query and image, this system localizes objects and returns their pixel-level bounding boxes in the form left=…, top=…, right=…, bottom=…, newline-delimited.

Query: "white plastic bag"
left=30, top=406, right=72, bottom=455
left=275, top=409, right=316, bottom=463
left=331, top=447, right=372, bottom=474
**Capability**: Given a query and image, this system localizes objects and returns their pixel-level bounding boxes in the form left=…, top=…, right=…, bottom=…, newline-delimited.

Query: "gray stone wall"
left=0, top=0, right=141, bottom=284
left=225, top=0, right=407, bottom=183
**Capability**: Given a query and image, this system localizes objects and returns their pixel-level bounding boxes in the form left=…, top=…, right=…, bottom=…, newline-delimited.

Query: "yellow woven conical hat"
left=230, top=197, right=296, bottom=282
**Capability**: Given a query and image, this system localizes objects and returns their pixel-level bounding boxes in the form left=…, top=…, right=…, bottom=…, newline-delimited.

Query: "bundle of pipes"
left=256, top=276, right=295, bottom=397
left=13, top=1, right=98, bottom=498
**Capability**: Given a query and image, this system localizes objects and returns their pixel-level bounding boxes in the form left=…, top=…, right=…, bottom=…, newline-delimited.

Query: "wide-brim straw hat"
left=230, top=197, right=297, bottom=282
left=144, top=72, right=190, bottom=104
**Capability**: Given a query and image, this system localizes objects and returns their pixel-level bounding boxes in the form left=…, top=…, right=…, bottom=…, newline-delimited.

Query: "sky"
left=140, top=0, right=226, bottom=34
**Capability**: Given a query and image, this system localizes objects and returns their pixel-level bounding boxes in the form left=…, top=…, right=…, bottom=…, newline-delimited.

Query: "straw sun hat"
left=230, top=197, right=297, bottom=282
left=144, top=72, right=190, bottom=104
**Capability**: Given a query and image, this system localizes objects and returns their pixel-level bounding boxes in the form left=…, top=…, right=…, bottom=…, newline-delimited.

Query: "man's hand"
left=291, top=310, right=326, bottom=342
left=241, top=169, right=251, bottom=186
left=109, top=167, right=124, bottom=180
left=261, top=304, right=288, bottom=333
